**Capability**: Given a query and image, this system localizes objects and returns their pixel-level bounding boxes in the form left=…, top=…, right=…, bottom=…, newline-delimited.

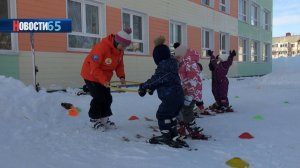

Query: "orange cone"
left=68, top=107, right=79, bottom=117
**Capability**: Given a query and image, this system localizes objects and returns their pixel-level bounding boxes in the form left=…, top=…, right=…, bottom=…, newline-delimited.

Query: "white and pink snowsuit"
left=178, top=49, right=202, bottom=104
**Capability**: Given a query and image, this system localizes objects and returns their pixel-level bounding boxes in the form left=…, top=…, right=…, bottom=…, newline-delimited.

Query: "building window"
left=169, top=21, right=184, bottom=46
left=250, top=3, right=259, bottom=27
left=262, top=43, right=270, bottom=62
left=201, top=0, right=214, bottom=8
left=122, top=10, right=147, bottom=54
left=67, top=0, right=105, bottom=51
left=219, top=32, right=230, bottom=55
left=219, top=0, right=230, bottom=14
left=263, top=9, right=270, bottom=31
left=251, top=40, right=259, bottom=62
left=202, top=28, right=214, bottom=57
left=238, top=37, right=248, bottom=62
left=238, top=0, right=248, bottom=22
left=0, top=0, right=13, bottom=51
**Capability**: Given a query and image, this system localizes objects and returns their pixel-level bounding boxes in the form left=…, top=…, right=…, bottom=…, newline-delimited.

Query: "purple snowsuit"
left=209, top=54, right=234, bottom=107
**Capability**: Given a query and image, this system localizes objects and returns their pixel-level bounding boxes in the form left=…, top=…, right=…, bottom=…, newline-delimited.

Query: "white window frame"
left=122, top=9, right=148, bottom=55
left=238, top=0, right=248, bottom=22
left=202, top=28, right=214, bottom=57
left=250, top=3, right=259, bottom=27
left=169, top=21, right=187, bottom=47
left=263, top=9, right=271, bottom=31
left=0, top=0, right=18, bottom=54
left=219, top=0, right=230, bottom=14
left=67, top=0, right=106, bottom=52
left=201, top=0, right=214, bottom=8
left=262, top=43, right=270, bottom=62
left=251, top=40, right=259, bottom=63
left=238, top=37, right=248, bottom=62
left=219, top=32, right=230, bottom=55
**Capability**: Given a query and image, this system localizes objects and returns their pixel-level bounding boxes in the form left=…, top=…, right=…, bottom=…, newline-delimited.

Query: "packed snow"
left=0, top=56, right=300, bottom=168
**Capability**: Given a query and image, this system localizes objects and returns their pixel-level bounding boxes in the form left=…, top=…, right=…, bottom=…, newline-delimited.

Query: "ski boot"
left=90, top=119, right=105, bottom=131
left=101, top=117, right=117, bottom=129
left=149, top=130, right=184, bottom=148
left=177, top=121, right=187, bottom=137
left=225, top=106, right=234, bottom=112
left=208, top=102, right=219, bottom=110
left=185, top=120, right=209, bottom=140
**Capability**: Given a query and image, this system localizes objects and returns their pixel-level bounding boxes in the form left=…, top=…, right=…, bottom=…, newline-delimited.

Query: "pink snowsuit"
left=178, top=49, right=202, bottom=103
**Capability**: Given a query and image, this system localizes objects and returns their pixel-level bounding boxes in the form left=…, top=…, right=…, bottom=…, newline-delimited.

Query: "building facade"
left=0, top=0, right=273, bottom=89
left=272, top=33, right=300, bottom=58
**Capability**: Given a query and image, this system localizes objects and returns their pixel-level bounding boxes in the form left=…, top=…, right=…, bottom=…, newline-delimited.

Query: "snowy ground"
left=1, top=56, right=300, bottom=168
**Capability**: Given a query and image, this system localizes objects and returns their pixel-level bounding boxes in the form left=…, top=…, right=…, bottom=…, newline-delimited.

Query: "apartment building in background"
left=0, top=0, right=273, bottom=89
left=272, top=33, right=300, bottom=58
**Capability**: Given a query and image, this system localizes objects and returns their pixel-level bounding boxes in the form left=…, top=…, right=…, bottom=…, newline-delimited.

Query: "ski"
left=122, top=134, right=197, bottom=151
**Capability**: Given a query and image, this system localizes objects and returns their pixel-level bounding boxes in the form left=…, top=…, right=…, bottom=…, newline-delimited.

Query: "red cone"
left=239, top=132, right=254, bottom=139
left=128, top=115, right=139, bottom=120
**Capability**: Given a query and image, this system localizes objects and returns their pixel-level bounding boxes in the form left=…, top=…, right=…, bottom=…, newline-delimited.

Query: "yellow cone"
left=226, top=157, right=250, bottom=168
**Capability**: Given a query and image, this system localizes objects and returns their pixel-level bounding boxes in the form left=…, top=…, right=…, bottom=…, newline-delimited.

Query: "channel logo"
left=0, top=19, right=72, bottom=32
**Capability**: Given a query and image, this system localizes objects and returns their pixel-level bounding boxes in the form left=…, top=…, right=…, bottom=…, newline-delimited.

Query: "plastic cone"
left=226, top=157, right=250, bottom=168
left=68, top=108, right=79, bottom=117
left=128, top=115, right=139, bottom=120
left=239, top=132, right=254, bottom=139
left=253, top=115, right=264, bottom=121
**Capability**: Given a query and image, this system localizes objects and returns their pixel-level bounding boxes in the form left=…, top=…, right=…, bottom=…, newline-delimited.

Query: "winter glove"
left=207, top=50, right=213, bottom=57
left=138, top=84, right=147, bottom=97
left=148, top=89, right=154, bottom=95
left=184, top=95, right=193, bottom=106
left=82, top=84, right=89, bottom=92
left=229, top=50, right=236, bottom=57
left=120, top=77, right=126, bottom=85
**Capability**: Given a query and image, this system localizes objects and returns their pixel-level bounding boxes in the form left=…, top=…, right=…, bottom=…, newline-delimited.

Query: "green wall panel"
left=0, top=54, right=19, bottom=79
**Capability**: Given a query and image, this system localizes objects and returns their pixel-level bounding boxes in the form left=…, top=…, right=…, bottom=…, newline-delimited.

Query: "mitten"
left=138, top=84, right=146, bottom=97
left=230, top=50, right=236, bottom=57
left=148, top=89, right=154, bottom=95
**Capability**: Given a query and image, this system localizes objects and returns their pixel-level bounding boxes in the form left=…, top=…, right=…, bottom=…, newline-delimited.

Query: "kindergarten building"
left=0, top=0, right=273, bottom=89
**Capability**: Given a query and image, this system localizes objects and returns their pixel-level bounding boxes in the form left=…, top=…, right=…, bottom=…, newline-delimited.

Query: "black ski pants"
left=84, top=80, right=112, bottom=119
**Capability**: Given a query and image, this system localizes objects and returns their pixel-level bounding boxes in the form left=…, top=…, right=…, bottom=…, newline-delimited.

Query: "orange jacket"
left=81, top=34, right=125, bottom=85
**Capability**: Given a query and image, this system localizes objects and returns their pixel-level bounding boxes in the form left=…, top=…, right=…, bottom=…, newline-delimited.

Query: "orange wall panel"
left=149, top=17, right=169, bottom=55
left=189, top=0, right=200, bottom=5
left=17, top=0, right=67, bottom=52
left=214, top=0, right=219, bottom=11
left=187, top=25, right=201, bottom=54
left=214, top=31, right=220, bottom=55
left=230, top=0, right=238, bottom=18
left=230, top=35, right=238, bottom=60
left=106, top=6, right=122, bottom=35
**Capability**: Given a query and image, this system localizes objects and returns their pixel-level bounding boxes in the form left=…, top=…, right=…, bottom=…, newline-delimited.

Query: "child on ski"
left=81, top=27, right=132, bottom=130
left=174, top=44, right=208, bottom=140
left=207, top=49, right=236, bottom=113
left=138, top=36, right=186, bottom=148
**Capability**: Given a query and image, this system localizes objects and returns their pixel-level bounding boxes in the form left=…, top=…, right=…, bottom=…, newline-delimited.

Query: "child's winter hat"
left=152, top=36, right=171, bottom=65
left=174, top=44, right=187, bottom=57
left=115, top=27, right=132, bottom=47
left=173, top=42, right=181, bottom=49
left=219, top=54, right=229, bottom=61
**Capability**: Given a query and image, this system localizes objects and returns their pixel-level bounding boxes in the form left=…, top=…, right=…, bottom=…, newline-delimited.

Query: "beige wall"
left=18, top=52, right=158, bottom=89
left=107, top=0, right=238, bottom=36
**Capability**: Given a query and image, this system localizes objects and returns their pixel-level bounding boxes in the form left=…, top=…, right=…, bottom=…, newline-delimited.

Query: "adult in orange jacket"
left=81, top=27, right=132, bottom=130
